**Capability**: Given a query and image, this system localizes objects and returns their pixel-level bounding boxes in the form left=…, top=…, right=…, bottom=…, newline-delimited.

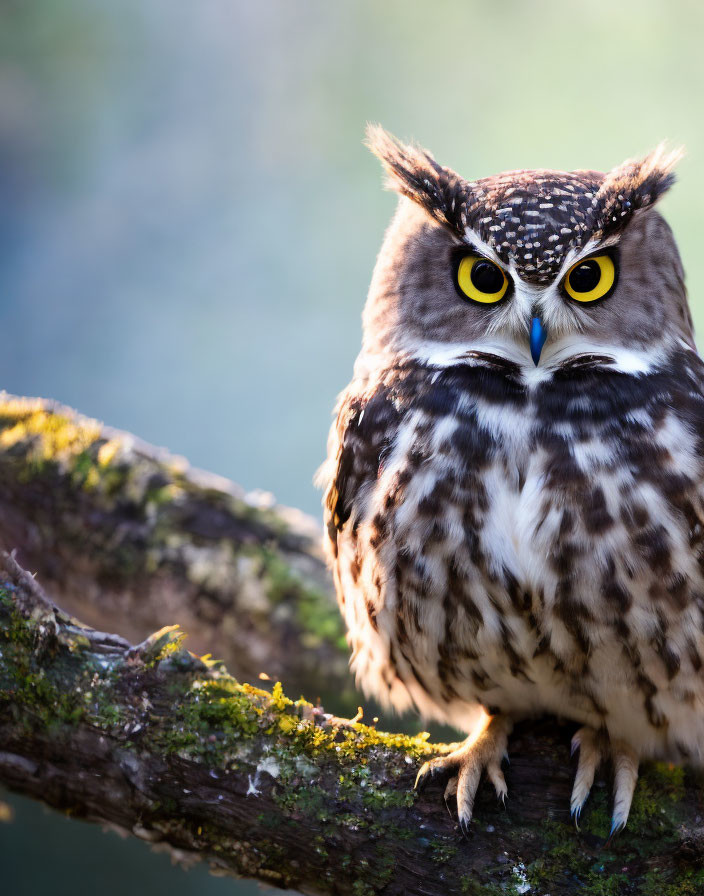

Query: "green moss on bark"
left=0, top=394, right=352, bottom=707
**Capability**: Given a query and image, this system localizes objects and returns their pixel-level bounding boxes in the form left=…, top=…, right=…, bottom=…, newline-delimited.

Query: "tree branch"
left=2, top=396, right=704, bottom=895
left=0, top=393, right=351, bottom=704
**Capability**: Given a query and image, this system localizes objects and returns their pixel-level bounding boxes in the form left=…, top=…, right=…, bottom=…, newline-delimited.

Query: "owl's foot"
left=415, top=714, right=511, bottom=834
left=570, top=726, right=639, bottom=834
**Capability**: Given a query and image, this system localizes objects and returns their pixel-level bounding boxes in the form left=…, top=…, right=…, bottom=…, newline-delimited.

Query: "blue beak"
left=530, top=316, right=547, bottom=366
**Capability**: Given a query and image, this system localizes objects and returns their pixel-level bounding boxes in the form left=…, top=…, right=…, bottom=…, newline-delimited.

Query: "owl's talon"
left=570, top=726, right=602, bottom=821
left=443, top=776, right=458, bottom=799
left=458, top=816, right=472, bottom=839
left=415, top=757, right=453, bottom=792
left=610, top=740, right=639, bottom=834
left=414, top=762, right=432, bottom=792
left=416, top=714, right=511, bottom=830
left=443, top=775, right=458, bottom=818
left=569, top=727, right=639, bottom=833
left=486, top=760, right=508, bottom=804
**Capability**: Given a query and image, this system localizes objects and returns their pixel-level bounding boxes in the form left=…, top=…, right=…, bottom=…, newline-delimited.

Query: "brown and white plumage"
left=319, top=126, right=700, bottom=833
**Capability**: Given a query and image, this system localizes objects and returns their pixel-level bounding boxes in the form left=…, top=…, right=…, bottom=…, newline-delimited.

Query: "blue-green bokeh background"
left=2, top=2, right=704, bottom=892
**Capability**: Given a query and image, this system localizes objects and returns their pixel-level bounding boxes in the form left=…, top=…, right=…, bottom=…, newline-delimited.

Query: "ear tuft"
left=365, top=124, right=441, bottom=191
left=364, top=124, right=470, bottom=233
left=594, top=143, right=684, bottom=238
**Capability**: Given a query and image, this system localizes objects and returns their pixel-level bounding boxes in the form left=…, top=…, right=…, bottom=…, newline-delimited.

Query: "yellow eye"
left=563, top=253, right=617, bottom=303
left=456, top=255, right=509, bottom=304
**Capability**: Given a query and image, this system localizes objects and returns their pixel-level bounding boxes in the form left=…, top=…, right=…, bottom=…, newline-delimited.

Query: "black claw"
left=605, top=818, right=624, bottom=847
left=415, top=759, right=455, bottom=793
left=458, top=817, right=472, bottom=840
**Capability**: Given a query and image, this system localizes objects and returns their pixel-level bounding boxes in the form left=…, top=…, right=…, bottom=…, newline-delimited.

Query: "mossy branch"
left=3, top=556, right=704, bottom=896
left=0, top=393, right=351, bottom=706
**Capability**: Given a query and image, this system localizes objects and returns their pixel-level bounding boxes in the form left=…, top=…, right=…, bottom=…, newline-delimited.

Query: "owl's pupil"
left=471, top=260, right=504, bottom=294
left=569, top=260, right=601, bottom=292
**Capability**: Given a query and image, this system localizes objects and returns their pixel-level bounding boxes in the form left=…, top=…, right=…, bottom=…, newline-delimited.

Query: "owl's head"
left=361, top=126, right=691, bottom=371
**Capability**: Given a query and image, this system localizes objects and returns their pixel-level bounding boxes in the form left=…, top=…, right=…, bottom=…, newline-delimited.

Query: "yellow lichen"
left=97, top=438, right=122, bottom=467
left=0, top=404, right=101, bottom=464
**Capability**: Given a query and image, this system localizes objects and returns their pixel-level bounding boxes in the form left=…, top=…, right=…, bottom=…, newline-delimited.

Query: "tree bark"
left=2, top=397, right=704, bottom=896
left=0, top=393, right=351, bottom=705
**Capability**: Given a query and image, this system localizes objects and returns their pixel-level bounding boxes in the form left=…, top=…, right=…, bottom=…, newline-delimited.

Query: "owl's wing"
left=321, top=381, right=400, bottom=557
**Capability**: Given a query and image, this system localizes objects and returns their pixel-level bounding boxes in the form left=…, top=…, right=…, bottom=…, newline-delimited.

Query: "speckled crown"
left=366, top=125, right=682, bottom=285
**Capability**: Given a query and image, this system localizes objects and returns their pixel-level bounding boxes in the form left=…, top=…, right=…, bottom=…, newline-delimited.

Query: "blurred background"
left=1, top=0, right=703, bottom=892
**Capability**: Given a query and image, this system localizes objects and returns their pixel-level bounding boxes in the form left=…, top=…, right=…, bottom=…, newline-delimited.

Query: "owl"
left=318, top=125, right=702, bottom=835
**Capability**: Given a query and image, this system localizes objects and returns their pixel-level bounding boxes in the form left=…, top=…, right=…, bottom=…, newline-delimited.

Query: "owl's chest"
left=378, top=398, right=554, bottom=583
left=370, top=383, right=697, bottom=674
